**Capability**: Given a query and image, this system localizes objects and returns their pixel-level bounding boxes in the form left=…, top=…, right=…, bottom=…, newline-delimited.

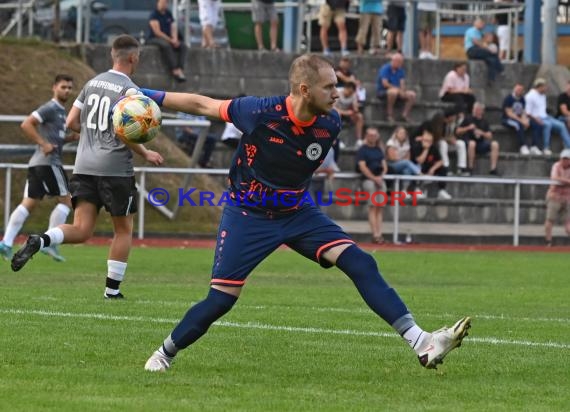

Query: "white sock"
left=107, top=260, right=127, bottom=282
left=403, top=325, right=428, bottom=353
left=44, top=227, right=65, bottom=247
left=2, top=205, right=29, bottom=247
left=48, top=203, right=70, bottom=229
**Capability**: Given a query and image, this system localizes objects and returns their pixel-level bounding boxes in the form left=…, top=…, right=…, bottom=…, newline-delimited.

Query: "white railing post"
left=138, top=170, right=146, bottom=240
left=392, top=177, right=400, bottom=244
left=513, top=181, right=521, bottom=246
left=4, top=166, right=12, bottom=231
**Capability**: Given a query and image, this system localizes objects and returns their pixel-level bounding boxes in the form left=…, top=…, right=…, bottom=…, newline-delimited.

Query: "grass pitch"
left=0, top=246, right=568, bottom=411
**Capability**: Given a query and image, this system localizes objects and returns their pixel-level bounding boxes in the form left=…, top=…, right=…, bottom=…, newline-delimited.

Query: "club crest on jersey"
left=306, top=143, right=322, bottom=160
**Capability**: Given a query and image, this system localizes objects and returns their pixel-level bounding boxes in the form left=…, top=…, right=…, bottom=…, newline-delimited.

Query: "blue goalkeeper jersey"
left=220, top=95, right=341, bottom=213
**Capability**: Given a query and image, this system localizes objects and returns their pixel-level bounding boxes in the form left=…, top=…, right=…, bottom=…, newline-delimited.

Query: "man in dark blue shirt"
left=140, top=54, right=471, bottom=373
left=376, top=53, right=416, bottom=123
left=147, top=0, right=187, bottom=82
left=502, top=83, right=540, bottom=155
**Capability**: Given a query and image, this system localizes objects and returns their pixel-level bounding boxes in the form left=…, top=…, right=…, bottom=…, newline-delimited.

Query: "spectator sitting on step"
left=439, top=61, right=475, bottom=115
left=544, top=149, right=570, bottom=247
left=334, top=82, right=364, bottom=145
left=356, top=127, right=388, bottom=244
left=148, top=0, right=187, bottom=82
left=502, top=83, right=541, bottom=156
left=483, top=31, right=499, bottom=55
left=437, top=109, right=469, bottom=176
left=176, top=112, right=218, bottom=168
left=220, top=122, right=243, bottom=149
left=335, top=57, right=366, bottom=108
left=456, top=102, right=500, bottom=175
left=409, top=125, right=452, bottom=200
left=556, top=81, right=570, bottom=132
left=376, top=53, right=416, bottom=123
left=525, top=78, right=570, bottom=156
left=464, top=17, right=503, bottom=84
left=385, top=126, right=421, bottom=193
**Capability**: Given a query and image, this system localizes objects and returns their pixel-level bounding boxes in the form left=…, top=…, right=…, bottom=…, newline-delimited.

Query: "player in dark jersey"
left=141, top=54, right=471, bottom=372
left=11, top=35, right=163, bottom=300
left=0, top=75, right=76, bottom=263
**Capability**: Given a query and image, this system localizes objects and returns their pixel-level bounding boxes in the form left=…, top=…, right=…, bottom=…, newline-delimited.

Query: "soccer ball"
left=112, top=94, right=162, bottom=144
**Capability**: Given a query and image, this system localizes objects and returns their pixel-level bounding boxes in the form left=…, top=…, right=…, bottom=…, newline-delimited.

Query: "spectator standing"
left=334, top=82, right=364, bottom=144
left=525, top=78, right=570, bottom=156
left=493, top=0, right=513, bottom=61
left=464, top=17, right=503, bottom=84
left=198, top=0, right=221, bottom=48
left=376, top=53, right=416, bottom=123
left=417, top=1, right=437, bottom=59
left=385, top=1, right=406, bottom=52
left=319, top=0, right=350, bottom=56
left=439, top=62, right=475, bottom=115
left=544, top=149, right=570, bottom=246
left=357, top=127, right=388, bottom=244
left=456, top=102, right=500, bottom=175
left=502, top=83, right=540, bottom=155
left=148, top=0, right=187, bottom=82
left=252, top=0, right=279, bottom=52
left=355, top=0, right=383, bottom=55
left=220, top=122, right=243, bottom=149
left=556, top=82, right=570, bottom=131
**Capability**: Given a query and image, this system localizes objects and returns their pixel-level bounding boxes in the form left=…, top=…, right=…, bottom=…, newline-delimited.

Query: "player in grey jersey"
left=0, top=74, right=76, bottom=262
left=11, top=35, right=164, bottom=300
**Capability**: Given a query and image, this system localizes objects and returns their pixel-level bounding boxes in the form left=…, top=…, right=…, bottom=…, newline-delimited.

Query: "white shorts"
left=497, top=25, right=511, bottom=52
left=198, top=0, right=220, bottom=27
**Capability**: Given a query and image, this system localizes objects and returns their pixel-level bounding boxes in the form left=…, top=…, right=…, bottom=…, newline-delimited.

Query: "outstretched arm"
left=141, top=89, right=226, bottom=120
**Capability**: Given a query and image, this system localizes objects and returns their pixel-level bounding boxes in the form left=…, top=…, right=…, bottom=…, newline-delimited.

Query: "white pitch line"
left=28, top=296, right=570, bottom=324
left=1, top=308, right=569, bottom=350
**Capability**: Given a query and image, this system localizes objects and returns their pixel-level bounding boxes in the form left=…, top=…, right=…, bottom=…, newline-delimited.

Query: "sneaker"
left=543, top=148, right=553, bottom=156
left=11, top=235, right=41, bottom=272
left=145, top=349, right=173, bottom=372
left=419, top=50, right=436, bottom=60
left=489, top=169, right=501, bottom=176
left=529, top=146, right=543, bottom=155
left=41, top=246, right=66, bottom=262
left=417, top=317, right=472, bottom=369
left=446, top=170, right=454, bottom=176
left=410, top=190, right=426, bottom=200
left=458, top=168, right=472, bottom=177
left=519, top=145, right=530, bottom=155
left=437, top=189, right=452, bottom=200
left=104, top=292, right=125, bottom=299
left=0, top=241, right=13, bottom=261
left=340, top=49, right=350, bottom=57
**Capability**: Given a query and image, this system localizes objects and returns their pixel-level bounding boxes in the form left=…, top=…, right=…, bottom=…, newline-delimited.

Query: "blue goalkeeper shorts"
left=210, top=205, right=355, bottom=287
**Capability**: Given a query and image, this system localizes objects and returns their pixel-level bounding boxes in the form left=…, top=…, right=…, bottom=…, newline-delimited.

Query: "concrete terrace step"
left=324, top=197, right=548, bottom=225
left=335, top=220, right=570, bottom=246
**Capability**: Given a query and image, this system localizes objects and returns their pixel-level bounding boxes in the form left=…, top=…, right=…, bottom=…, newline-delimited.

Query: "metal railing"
left=0, top=162, right=556, bottom=246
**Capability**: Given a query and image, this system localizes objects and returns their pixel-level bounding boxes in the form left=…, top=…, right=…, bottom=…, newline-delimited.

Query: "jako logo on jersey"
left=269, top=136, right=284, bottom=144
left=306, top=143, right=322, bottom=160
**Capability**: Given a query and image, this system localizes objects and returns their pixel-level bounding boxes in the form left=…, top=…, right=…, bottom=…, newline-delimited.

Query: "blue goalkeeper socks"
left=140, top=88, right=166, bottom=106
left=170, top=288, right=238, bottom=349
left=336, top=245, right=410, bottom=325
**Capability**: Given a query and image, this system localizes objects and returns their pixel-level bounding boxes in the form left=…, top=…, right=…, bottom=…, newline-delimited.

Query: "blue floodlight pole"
left=523, top=0, right=541, bottom=64
left=403, top=1, right=419, bottom=58
left=542, top=0, right=558, bottom=65
left=283, top=0, right=298, bottom=53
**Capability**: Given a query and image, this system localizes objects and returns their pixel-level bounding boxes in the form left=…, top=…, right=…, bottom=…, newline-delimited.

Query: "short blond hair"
left=289, top=54, right=334, bottom=95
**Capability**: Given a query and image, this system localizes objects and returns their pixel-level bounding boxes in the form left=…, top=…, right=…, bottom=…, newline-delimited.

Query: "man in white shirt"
left=525, top=78, right=570, bottom=156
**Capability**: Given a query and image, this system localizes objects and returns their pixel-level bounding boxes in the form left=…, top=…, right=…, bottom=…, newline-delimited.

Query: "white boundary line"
left=1, top=308, right=569, bottom=350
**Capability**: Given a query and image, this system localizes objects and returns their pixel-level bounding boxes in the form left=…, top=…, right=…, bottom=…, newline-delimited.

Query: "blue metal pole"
left=523, top=0, right=541, bottom=64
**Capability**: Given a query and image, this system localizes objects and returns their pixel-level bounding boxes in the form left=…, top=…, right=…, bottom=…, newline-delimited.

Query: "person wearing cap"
left=525, top=78, right=570, bottom=156
left=544, top=148, right=570, bottom=246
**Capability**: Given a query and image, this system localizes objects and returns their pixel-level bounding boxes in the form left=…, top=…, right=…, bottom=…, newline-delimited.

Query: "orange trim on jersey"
left=316, top=239, right=355, bottom=261
left=210, top=278, right=245, bottom=286
left=285, top=96, right=316, bottom=128
left=219, top=100, right=232, bottom=122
